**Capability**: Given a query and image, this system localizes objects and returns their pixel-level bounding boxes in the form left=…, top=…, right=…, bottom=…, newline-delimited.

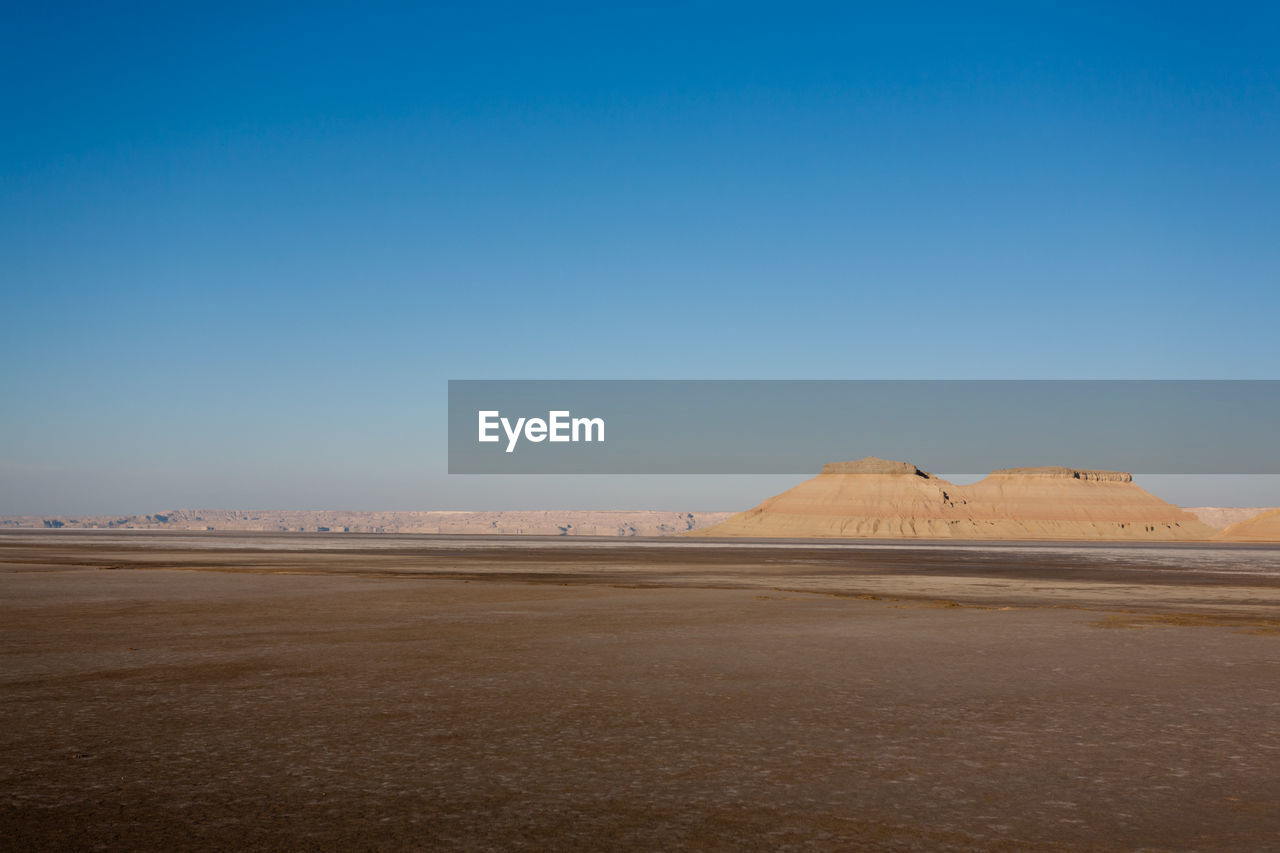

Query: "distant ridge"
left=0, top=510, right=732, bottom=537
left=1185, top=507, right=1279, bottom=529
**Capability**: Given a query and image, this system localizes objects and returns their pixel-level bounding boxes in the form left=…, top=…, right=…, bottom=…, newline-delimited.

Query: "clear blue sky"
left=3, top=2, right=1278, bottom=513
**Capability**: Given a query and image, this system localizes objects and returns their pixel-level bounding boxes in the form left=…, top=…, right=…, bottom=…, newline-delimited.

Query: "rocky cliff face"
left=689, top=457, right=1218, bottom=541
left=988, top=466, right=1133, bottom=483
left=821, top=458, right=934, bottom=477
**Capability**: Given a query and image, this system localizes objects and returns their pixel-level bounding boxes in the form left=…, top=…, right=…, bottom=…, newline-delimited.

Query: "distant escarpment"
left=688, top=456, right=1218, bottom=541
left=0, top=510, right=732, bottom=537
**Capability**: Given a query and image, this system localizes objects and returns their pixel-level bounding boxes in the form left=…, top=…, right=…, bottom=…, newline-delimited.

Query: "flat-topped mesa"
left=689, top=455, right=1216, bottom=540
left=820, top=457, right=934, bottom=478
left=988, top=466, right=1132, bottom=483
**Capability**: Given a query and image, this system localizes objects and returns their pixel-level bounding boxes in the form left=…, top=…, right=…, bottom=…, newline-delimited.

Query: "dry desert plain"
left=4, top=529, right=1280, bottom=851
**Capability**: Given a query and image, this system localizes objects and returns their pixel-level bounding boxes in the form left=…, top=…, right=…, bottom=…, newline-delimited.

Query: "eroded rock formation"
left=689, top=456, right=1218, bottom=540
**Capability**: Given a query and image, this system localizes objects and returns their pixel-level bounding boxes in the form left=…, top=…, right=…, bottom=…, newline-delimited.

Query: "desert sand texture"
left=1220, top=508, right=1280, bottom=542
left=4, top=530, right=1280, bottom=851
left=691, top=457, right=1220, bottom=541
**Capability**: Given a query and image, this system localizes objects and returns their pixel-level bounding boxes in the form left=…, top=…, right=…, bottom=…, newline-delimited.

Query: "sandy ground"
left=3, top=532, right=1280, bottom=851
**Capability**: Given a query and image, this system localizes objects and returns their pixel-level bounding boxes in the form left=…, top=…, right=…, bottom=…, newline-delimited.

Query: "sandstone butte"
left=687, top=456, right=1220, bottom=541
left=1218, top=508, right=1280, bottom=542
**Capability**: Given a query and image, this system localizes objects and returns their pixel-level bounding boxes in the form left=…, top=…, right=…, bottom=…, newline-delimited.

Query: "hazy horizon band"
left=448, top=380, right=1280, bottom=475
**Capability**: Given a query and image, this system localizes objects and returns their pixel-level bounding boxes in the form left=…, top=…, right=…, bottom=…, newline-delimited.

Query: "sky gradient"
left=3, top=3, right=1279, bottom=513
